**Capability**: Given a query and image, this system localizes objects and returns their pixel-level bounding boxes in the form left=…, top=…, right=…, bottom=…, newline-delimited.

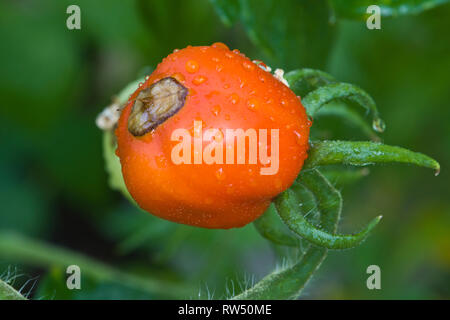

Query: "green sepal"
left=304, top=140, right=440, bottom=175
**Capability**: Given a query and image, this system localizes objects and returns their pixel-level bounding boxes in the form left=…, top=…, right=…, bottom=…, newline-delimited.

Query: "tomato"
left=115, top=43, right=310, bottom=229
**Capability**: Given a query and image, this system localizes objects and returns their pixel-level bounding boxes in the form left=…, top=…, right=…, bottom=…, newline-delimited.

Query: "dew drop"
left=229, top=93, right=240, bottom=105
left=247, top=98, right=259, bottom=111
left=243, top=61, right=255, bottom=71
left=293, top=130, right=303, bottom=145
left=215, top=168, right=226, bottom=181
left=373, top=118, right=386, bottom=133
left=212, top=42, right=229, bottom=50
left=211, top=105, right=221, bottom=116
left=193, top=75, right=207, bottom=85
left=185, top=60, right=199, bottom=73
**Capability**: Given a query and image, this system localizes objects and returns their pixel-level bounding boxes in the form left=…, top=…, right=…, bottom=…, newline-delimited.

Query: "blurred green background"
left=0, top=0, right=449, bottom=299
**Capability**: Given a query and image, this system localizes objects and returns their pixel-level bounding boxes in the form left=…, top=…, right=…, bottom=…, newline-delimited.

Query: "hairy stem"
left=0, top=232, right=194, bottom=299
left=234, top=170, right=341, bottom=299
left=0, top=279, right=27, bottom=300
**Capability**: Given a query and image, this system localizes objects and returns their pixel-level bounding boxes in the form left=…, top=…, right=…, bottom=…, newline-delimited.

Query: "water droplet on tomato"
left=230, top=93, right=240, bottom=105
left=211, top=105, right=221, bottom=116
left=215, top=168, right=226, bottom=181
left=243, top=61, right=255, bottom=71
left=247, top=98, right=259, bottom=111
left=212, top=42, right=229, bottom=50
left=193, top=75, right=207, bottom=85
left=293, top=130, right=303, bottom=145
left=185, top=60, right=199, bottom=73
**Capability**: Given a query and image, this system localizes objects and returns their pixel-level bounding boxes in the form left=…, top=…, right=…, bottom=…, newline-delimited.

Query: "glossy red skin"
left=115, top=43, right=310, bottom=229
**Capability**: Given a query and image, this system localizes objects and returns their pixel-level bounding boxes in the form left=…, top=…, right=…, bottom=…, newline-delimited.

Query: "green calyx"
left=244, top=68, right=440, bottom=300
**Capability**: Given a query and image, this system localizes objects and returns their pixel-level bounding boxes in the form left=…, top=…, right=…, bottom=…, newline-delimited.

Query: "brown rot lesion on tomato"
left=127, top=77, right=188, bottom=136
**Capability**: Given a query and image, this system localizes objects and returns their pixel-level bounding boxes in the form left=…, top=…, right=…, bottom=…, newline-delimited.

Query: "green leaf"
left=103, top=130, right=134, bottom=203
left=210, top=0, right=335, bottom=69
left=304, top=140, right=441, bottom=175
left=285, top=70, right=380, bottom=140
left=329, top=0, right=450, bottom=20
left=315, top=101, right=381, bottom=140
left=285, top=68, right=336, bottom=97
left=274, top=188, right=382, bottom=250
left=302, top=83, right=386, bottom=132
left=253, top=204, right=300, bottom=247
left=232, top=245, right=328, bottom=300
left=322, top=167, right=370, bottom=187
left=233, top=170, right=342, bottom=299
